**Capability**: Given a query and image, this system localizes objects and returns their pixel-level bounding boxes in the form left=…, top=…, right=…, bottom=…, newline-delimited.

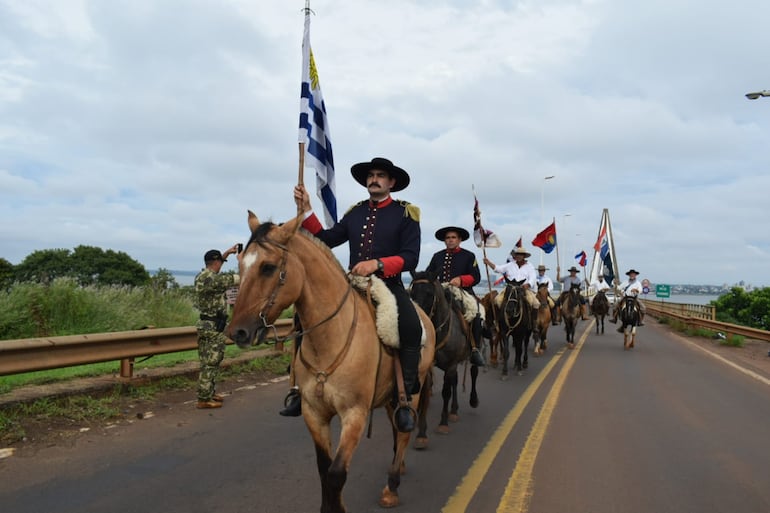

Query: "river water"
left=645, top=294, right=720, bottom=306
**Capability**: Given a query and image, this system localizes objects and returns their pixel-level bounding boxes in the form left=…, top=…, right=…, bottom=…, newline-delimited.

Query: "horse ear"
left=275, top=215, right=302, bottom=243
left=247, top=210, right=260, bottom=232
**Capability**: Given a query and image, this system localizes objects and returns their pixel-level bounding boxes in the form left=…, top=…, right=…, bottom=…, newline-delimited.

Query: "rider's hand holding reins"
left=351, top=259, right=380, bottom=277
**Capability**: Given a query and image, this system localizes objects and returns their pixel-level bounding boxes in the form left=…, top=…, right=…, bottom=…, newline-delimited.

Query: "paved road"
left=2, top=321, right=769, bottom=513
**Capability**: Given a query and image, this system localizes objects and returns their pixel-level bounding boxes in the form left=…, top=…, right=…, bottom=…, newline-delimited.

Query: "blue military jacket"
left=303, top=196, right=420, bottom=284
left=426, top=247, right=481, bottom=294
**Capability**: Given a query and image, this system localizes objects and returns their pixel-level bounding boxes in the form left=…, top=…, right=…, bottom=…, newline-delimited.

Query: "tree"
left=14, top=249, right=73, bottom=284
left=12, top=246, right=150, bottom=287
left=0, top=258, right=14, bottom=289
left=713, top=287, right=770, bottom=331
left=149, top=268, right=180, bottom=291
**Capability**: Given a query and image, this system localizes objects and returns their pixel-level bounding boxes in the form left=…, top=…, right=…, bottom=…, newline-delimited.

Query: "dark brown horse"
left=409, top=271, right=480, bottom=443
left=496, top=279, right=532, bottom=378
left=591, top=290, right=610, bottom=334
left=559, top=283, right=582, bottom=349
left=532, top=283, right=552, bottom=355
left=618, top=295, right=641, bottom=350
left=228, top=212, right=436, bottom=513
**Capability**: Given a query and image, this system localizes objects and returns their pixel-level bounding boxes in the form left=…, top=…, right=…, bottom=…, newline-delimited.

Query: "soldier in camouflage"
left=194, top=246, right=240, bottom=409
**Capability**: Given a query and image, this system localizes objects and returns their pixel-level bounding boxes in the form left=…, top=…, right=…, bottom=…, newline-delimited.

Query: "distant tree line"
left=712, top=287, right=770, bottom=331
left=0, top=246, right=179, bottom=290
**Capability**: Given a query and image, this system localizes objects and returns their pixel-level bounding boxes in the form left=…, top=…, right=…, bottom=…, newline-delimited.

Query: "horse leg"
left=513, top=336, right=523, bottom=375
left=500, top=334, right=510, bottom=380
left=414, top=370, right=431, bottom=450
left=304, top=412, right=349, bottom=513
left=522, top=333, right=529, bottom=369
left=469, top=363, right=479, bottom=408
left=437, top=372, right=452, bottom=434
left=380, top=430, right=412, bottom=509
left=449, top=372, right=460, bottom=423
left=532, top=327, right=541, bottom=356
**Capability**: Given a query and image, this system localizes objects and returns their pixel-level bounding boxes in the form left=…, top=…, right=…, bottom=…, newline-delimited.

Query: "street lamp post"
left=540, top=175, right=555, bottom=264
left=746, top=90, right=770, bottom=100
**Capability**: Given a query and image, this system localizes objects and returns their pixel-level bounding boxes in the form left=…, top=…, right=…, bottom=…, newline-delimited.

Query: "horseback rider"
left=285, top=157, right=423, bottom=433
left=426, top=226, right=486, bottom=367
left=610, top=269, right=646, bottom=330
left=483, top=246, right=541, bottom=317
left=555, top=266, right=591, bottom=321
left=535, top=264, right=559, bottom=325
left=588, top=274, right=611, bottom=311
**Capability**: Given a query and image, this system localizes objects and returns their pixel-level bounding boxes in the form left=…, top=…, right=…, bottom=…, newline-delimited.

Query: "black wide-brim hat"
left=626, top=269, right=640, bottom=276
left=435, top=226, right=470, bottom=241
left=350, top=157, right=410, bottom=192
left=567, top=266, right=580, bottom=273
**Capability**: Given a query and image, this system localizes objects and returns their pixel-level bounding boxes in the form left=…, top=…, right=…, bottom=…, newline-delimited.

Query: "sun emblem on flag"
left=309, top=49, right=320, bottom=90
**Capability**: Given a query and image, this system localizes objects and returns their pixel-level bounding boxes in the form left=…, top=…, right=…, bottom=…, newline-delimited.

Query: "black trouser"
left=385, top=279, right=422, bottom=395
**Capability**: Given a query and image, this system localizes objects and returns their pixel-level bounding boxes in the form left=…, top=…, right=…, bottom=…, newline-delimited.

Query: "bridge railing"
left=642, top=300, right=770, bottom=343
left=0, top=319, right=294, bottom=378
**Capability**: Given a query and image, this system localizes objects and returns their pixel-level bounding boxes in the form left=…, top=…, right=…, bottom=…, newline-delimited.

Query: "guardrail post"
left=120, top=357, right=135, bottom=378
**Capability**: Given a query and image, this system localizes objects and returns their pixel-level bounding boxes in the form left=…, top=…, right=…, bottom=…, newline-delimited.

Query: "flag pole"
left=553, top=216, right=560, bottom=273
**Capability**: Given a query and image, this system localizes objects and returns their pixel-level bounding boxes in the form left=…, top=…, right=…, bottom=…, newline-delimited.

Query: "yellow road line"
left=441, top=343, right=565, bottom=512
left=496, top=324, right=592, bottom=513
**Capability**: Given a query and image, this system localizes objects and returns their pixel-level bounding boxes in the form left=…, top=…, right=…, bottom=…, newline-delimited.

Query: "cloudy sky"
left=2, top=0, right=769, bottom=288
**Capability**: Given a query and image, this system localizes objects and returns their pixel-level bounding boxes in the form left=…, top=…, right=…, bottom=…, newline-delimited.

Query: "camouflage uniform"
left=194, top=268, right=239, bottom=402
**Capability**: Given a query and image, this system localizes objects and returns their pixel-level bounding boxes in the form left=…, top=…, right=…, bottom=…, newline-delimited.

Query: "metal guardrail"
left=643, top=302, right=770, bottom=343
left=0, top=319, right=294, bottom=378
left=642, top=299, right=715, bottom=320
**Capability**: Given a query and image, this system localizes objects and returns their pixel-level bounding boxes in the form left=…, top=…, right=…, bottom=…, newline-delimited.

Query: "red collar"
left=446, top=247, right=462, bottom=254
left=368, top=196, right=393, bottom=208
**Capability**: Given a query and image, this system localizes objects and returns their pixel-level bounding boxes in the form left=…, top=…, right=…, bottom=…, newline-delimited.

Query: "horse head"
left=409, top=270, right=442, bottom=319
left=228, top=211, right=308, bottom=347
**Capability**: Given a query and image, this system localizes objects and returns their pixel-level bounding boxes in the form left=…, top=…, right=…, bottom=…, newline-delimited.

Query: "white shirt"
left=560, top=275, right=585, bottom=291
left=619, top=278, right=643, bottom=297
left=536, top=273, right=554, bottom=292
left=591, top=279, right=610, bottom=292
left=492, top=261, right=537, bottom=289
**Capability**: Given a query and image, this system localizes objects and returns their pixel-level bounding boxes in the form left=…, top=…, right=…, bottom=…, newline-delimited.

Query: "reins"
left=409, top=278, right=452, bottom=350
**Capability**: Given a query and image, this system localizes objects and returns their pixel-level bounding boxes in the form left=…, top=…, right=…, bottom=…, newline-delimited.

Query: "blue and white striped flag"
left=299, top=13, right=337, bottom=227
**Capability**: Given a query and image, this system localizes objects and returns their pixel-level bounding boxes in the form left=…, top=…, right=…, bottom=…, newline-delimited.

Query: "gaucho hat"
left=566, top=266, right=580, bottom=273
left=435, top=226, right=470, bottom=241
left=350, top=157, right=410, bottom=192
left=510, top=246, right=532, bottom=258
left=625, top=269, right=640, bottom=276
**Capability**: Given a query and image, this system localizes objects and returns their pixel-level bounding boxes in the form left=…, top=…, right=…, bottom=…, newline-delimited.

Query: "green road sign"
left=655, top=284, right=671, bottom=298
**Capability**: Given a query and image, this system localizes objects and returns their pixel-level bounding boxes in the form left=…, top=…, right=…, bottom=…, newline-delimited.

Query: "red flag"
left=532, top=222, right=557, bottom=254
left=593, top=225, right=607, bottom=252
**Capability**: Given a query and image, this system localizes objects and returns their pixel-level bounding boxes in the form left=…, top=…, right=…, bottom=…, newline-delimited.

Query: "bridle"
left=251, top=238, right=352, bottom=344
left=409, top=278, right=451, bottom=349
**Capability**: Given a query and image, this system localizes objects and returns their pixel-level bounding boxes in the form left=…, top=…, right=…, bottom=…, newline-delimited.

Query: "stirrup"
left=470, top=348, right=486, bottom=367
left=279, top=388, right=302, bottom=417
left=392, top=404, right=416, bottom=433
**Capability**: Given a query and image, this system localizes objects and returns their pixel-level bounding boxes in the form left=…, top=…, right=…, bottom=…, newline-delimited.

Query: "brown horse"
left=559, top=283, right=582, bottom=349
left=532, top=283, right=552, bottom=355
left=228, top=212, right=436, bottom=513
left=496, top=279, right=532, bottom=378
left=480, top=290, right=502, bottom=367
left=591, top=290, right=610, bottom=334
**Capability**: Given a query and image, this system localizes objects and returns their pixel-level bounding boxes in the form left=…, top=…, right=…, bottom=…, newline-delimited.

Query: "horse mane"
left=248, top=221, right=349, bottom=280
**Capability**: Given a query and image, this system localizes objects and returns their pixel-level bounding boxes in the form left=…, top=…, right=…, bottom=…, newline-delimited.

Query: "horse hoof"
left=449, top=413, right=459, bottom=423
left=379, top=486, right=400, bottom=508
left=436, top=425, right=450, bottom=435
left=470, top=397, right=479, bottom=409
left=500, top=375, right=509, bottom=381
left=414, top=437, right=428, bottom=450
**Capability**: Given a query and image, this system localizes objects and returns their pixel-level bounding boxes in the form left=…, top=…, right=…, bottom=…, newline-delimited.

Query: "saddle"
left=442, top=284, right=485, bottom=323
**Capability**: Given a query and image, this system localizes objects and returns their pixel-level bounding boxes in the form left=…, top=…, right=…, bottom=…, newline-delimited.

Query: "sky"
left=1, top=0, right=769, bottom=288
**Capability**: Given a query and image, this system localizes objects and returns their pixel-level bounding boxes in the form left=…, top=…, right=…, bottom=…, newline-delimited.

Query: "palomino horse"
left=228, top=212, right=436, bottom=513
left=559, top=283, right=582, bottom=349
left=496, top=279, right=532, bottom=378
left=409, top=271, right=480, bottom=443
left=480, top=290, right=502, bottom=368
left=618, top=296, right=641, bottom=350
left=591, top=290, right=610, bottom=334
left=532, top=283, right=552, bottom=355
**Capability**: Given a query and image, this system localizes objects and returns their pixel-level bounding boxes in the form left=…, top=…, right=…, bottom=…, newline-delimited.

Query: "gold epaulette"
left=398, top=200, right=420, bottom=222
left=345, top=201, right=364, bottom=216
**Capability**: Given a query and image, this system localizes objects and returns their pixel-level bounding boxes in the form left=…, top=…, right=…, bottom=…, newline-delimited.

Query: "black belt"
left=200, top=314, right=224, bottom=322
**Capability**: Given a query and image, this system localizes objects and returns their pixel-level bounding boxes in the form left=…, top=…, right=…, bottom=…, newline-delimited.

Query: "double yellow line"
left=442, top=323, right=593, bottom=513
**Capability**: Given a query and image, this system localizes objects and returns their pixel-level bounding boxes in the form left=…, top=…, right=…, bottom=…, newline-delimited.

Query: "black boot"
left=279, top=387, right=302, bottom=417
left=469, top=316, right=486, bottom=367
left=395, top=345, right=421, bottom=432
left=551, top=307, right=559, bottom=325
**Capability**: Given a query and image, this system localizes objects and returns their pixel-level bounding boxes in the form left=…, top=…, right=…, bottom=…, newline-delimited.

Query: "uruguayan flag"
left=299, top=14, right=337, bottom=227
